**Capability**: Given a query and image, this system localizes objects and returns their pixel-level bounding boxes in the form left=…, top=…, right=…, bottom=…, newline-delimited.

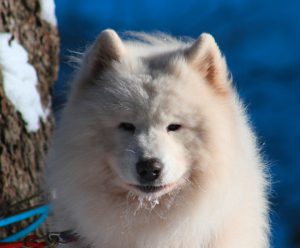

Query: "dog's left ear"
left=185, top=33, right=230, bottom=94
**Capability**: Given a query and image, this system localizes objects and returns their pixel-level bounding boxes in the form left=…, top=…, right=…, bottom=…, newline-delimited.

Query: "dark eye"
left=167, top=124, right=182, bottom=132
left=119, top=122, right=136, bottom=133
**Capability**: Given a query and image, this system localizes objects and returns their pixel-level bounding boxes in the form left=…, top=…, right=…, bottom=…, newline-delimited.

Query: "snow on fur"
left=0, top=33, right=49, bottom=132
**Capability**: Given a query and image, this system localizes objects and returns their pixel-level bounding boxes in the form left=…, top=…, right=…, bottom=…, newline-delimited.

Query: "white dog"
left=46, top=29, right=270, bottom=248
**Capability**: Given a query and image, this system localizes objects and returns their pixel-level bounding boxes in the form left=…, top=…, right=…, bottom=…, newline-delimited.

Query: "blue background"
left=54, top=1, right=300, bottom=247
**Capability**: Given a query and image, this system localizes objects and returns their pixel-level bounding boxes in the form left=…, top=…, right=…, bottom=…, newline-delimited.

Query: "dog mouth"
left=129, top=184, right=176, bottom=194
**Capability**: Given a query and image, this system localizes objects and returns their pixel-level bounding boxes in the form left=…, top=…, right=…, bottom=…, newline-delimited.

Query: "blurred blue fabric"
left=54, top=1, right=300, bottom=247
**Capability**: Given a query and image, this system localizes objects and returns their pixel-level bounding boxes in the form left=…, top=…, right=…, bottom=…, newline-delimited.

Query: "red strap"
left=0, top=243, right=24, bottom=248
left=0, top=235, right=47, bottom=248
left=0, top=241, right=47, bottom=248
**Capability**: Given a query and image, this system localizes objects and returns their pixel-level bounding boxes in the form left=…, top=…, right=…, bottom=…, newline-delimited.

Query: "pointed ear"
left=83, top=29, right=126, bottom=80
left=185, top=33, right=230, bottom=94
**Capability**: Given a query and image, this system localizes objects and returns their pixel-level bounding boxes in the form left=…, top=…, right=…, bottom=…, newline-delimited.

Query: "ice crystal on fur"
left=137, top=195, right=160, bottom=212
left=126, top=192, right=160, bottom=216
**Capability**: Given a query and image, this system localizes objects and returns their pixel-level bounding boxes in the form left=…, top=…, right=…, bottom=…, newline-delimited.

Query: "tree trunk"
left=0, top=0, right=59, bottom=239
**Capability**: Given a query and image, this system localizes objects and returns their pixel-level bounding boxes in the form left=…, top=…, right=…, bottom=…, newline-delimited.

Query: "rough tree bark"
left=0, top=0, right=59, bottom=238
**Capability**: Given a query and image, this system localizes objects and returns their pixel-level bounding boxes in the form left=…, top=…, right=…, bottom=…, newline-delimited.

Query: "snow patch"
left=0, top=33, right=49, bottom=132
left=39, top=0, right=57, bottom=26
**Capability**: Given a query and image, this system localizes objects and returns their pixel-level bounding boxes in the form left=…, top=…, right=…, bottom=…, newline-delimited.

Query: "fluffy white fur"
left=46, top=29, right=270, bottom=248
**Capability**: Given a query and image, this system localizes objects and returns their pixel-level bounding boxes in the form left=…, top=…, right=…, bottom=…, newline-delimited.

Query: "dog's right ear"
left=184, top=33, right=230, bottom=95
left=82, top=29, right=126, bottom=82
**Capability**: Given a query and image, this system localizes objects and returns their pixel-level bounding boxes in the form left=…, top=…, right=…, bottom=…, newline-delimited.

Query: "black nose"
left=136, top=158, right=162, bottom=183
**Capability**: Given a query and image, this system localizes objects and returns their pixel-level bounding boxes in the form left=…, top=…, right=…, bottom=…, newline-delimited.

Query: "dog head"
left=55, top=29, right=234, bottom=204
